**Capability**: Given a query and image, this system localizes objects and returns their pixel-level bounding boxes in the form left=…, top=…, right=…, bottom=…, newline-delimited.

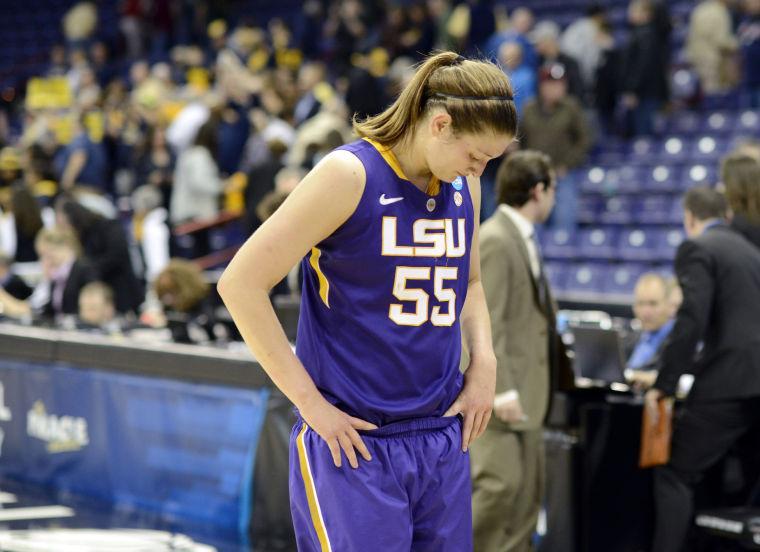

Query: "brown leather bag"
left=639, top=399, right=673, bottom=468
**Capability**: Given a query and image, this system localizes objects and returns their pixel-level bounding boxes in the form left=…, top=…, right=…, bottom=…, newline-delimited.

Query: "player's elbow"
left=217, top=256, right=273, bottom=304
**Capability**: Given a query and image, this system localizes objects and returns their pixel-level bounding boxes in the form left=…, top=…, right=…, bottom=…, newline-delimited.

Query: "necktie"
left=529, top=232, right=549, bottom=313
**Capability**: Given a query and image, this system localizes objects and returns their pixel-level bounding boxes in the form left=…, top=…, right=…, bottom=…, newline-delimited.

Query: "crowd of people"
left=0, top=0, right=753, bottom=326
left=0, top=1, right=756, bottom=550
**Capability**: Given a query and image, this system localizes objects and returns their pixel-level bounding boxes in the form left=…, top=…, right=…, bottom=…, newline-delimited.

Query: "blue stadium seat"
left=603, top=263, right=648, bottom=296
left=683, top=164, right=717, bottom=188
left=642, top=165, right=683, bottom=193
left=671, top=68, right=700, bottom=101
left=654, top=227, right=686, bottom=260
left=580, top=166, right=615, bottom=194
left=617, top=165, right=647, bottom=193
left=564, top=263, right=608, bottom=295
left=544, top=261, right=569, bottom=293
left=656, top=136, right=691, bottom=164
left=667, top=199, right=685, bottom=225
left=666, top=111, right=700, bottom=135
left=618, top=228, right=660, bottom=262
left=690, top=135, right=728, bottom=163
left=598, top=195, right=636, bottom=224
left=627, top=137, right=656, bottom=164
left=541, top=228, right=578, bottom=260
left=701, top=111, right=736, bottom=135
left=737, top=110, right=760, bottom=134
left=636, top=195, right=677, bottom=224
left=578, top=227, right=620, bottom=259
left=578, top=195, right=602, bottom=224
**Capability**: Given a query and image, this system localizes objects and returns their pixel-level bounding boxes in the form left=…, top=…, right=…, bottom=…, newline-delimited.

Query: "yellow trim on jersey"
left=309, top=247, right=330, bottom=307
left=297, top=423, right=332, bottom=552
left=363, top=138, right=441, bottom=197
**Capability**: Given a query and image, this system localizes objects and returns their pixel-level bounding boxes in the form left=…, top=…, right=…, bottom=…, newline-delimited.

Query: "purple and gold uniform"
left=290, top=138, right=475, bottom=551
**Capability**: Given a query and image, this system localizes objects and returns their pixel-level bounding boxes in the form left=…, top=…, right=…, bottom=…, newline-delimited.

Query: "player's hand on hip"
left=444, top=353, right=497, bottom=452
left=300, top=395, right=378, bottom=469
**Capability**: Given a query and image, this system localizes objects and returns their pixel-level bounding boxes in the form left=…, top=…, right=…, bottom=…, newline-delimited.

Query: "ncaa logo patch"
left=451, top=177, right=464, bottom=190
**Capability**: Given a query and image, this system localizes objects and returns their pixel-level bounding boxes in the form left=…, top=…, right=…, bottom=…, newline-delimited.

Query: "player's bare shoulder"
left=307, top=149, right=367, bottom=202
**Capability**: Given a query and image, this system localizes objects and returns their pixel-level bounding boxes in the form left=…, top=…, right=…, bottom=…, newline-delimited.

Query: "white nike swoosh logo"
left=379, top=194, right=404, bottom=205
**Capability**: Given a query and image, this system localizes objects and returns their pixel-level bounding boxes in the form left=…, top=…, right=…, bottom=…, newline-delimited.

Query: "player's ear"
left=429, top=111, right=453, bottom=138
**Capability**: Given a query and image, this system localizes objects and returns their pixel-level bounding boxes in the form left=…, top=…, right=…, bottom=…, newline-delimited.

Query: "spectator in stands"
left=646, top=187, right=760, bottom=552
left=135, top=125, right=175, bottom=210
left=345, top=48, right=391, bottom=122
left=89, top=41, right=114, bottom=88
left=721, top=152, right=760, bottom=249
left=0, top=184, right=45, bottom=263
left=471, top=150, right=564, bottom=551
left=170, top=119, right=224, bottom=257
left=131, top=185, right=170, bottom=284
left=293, top=62, right=330, bottom=127
left=627, top=273, right=676, bottom=373
left=594, top=19, right=622, bottom=135
left=520, top=64, right=591, bottom=231
left=621, top=0, right=669, bottom=136
left=532, top=21, right=586, bottom=103
left=154, top=259, right=217, bottom=344
left=687, top=0, right=739, bottom=94
left=244, top=139, right=287, bottom=234
left=46, top=44, right=68, bottom=77
left=77, top=281, right=120, bottom=332
left=0, top=228, right=95, bottom=321
left=0, top=147, right=22, bottom=188
left=0, top=254, right=32, bottom=301
left=561, top=5, right=608, bottom=92
left=55, top=113, right=108, bottom=192
left=56, top=197, right=144, bottom=314
left=485, top=7, right=537, bottom=69
left=497, top=42, right=536, bottom=114
left=738, top=0, right=760, bottom=107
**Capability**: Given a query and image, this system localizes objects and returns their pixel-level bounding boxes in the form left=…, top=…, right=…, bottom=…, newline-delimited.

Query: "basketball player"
left=218, top=52, right=517, bottom=551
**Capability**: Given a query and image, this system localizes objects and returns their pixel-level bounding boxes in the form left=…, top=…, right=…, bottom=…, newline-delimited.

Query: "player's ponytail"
left=353, top=51, right=518, bottom=146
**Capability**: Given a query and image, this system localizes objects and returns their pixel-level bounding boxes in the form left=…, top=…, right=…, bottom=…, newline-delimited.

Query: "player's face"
left=430, top=129, right=513, bottom=183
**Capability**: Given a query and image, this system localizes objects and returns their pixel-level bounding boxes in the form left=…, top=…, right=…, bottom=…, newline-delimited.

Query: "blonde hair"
left=353, top=51, right=517, bottom=147
left=721, top=153, right=760, bottom=224
left=35, top=227, right=81, bottom=254
left=153, top=259, right=209, bottom=312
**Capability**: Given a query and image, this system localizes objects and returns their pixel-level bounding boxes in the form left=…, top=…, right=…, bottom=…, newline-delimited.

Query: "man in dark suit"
left=471, top=150, right=571, bottom=551
left=0, top=228, right=95, bottom=321
left=645, top=187, right=760, bottom=551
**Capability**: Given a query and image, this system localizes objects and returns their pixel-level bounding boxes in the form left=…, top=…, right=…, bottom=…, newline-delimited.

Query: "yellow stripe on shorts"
left=297, top=423, right=332, bottom=551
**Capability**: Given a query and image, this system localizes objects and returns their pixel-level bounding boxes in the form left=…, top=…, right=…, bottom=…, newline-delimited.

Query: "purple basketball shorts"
left=289, top=415, right=472, bottom=551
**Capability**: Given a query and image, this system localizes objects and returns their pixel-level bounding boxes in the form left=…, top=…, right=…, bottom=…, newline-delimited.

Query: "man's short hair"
left=495, top=150, right=554, bottom=208
left=683, top=186, right=728, bottom=221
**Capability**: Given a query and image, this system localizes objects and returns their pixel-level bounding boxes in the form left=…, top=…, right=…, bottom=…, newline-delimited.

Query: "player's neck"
left=391, top=135, right=433, bottom=192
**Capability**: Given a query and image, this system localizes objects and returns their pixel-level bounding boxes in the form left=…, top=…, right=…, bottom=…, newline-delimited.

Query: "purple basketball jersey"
left=295, top=138, right=474, bottom=426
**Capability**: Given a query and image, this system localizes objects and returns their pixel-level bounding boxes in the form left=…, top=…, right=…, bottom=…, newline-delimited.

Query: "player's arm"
left=444, top=175, right=497, bottom=451
left=218, top=150, right=377, bottom=469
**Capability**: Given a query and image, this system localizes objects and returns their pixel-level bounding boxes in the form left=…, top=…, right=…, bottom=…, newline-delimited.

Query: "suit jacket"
left=80, top=219, right=144, bottom=313
left=480, top=209, right=557, bottom=432
left=41, top=259, right=97, bottom=318
left=655, top=224, right=760, bottom=400
left=731, top=214, right=760, bottom=251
